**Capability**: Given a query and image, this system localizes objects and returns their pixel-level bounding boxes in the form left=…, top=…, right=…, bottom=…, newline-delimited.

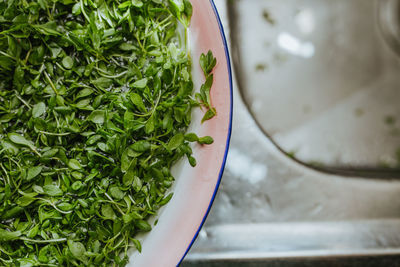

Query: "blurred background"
left=183, top=0, right=400, bottom=266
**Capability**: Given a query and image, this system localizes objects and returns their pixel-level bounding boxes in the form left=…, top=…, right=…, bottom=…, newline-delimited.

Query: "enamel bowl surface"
left=129, top=1, right=232, bottom=266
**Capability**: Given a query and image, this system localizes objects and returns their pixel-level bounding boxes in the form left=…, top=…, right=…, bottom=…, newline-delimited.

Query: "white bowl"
left=128, top=1, right=233, bottom=266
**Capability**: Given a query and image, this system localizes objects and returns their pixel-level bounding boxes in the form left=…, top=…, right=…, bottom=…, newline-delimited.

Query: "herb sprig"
left=197, top=50, right=217, bottom=122
left=0, top=0, right=216, bottom=266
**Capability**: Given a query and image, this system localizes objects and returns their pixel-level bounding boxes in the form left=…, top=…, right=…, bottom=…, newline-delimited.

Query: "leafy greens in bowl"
left=0, top=0, right=232, bottom=266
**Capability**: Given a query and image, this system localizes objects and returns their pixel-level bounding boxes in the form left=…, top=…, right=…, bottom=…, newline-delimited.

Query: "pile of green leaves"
left=0, top=0, right=216, bottom=266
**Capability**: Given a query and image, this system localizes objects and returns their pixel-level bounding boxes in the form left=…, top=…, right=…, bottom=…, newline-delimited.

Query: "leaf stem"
left=19, top=237, right=67, bottom=243
left=39, top=131, right=71, bottom=136
left=44, top=71, right=59, bottom=95
left=15, top=94, right=32, bottom=110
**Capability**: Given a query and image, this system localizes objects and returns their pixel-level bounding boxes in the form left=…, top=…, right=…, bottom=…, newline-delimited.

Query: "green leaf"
left=101, top=204, right=116, bottom=220
left=168, top=0, right=185, bottom=17
left=33, top=21, right=60, bottom=36
left=118, top=1, right=131, bottom=9
left=33, top=185, right=44, bottom=194
left=131, top=140, right=151, bottom=152
left=57, top=203, right=73, bottom=211
left=72, top=171, right=83, bottom=180
left=27, top=166, right=42, bottom=181
left=0, top=229, right=21, bottom=241
left=120, top=43, right=136, bottom=51
left=132, top=239, right=142, bottom=252
left=145, top=115, right=155, bottom=133
left=0, top=113, right=15, bottom=123
left=41, top=148, right=59, bottom=159
left=68, top=159, right=82, bottom=170
left=198, top=136, right=214, bottom=145
left=122, top=211, right=142, bottom=224
left=87, top=110, right=105, bottom=124
left=132, top=0, right=143, bottom=8
left=87, top=134, right=102, bottom=145
left=2, top=206, right=24, bottom=220
left=109, top=186, right=124, bottom=200
left=184, top=133, right=199, bottom=142
left=202, top=74, right=214, bottom=105
left=1, top=140, right=19, bottom=155
left=49, top=45, right=62, bottom=59
left=167, top=133, right=184, bottom=151
left=16, top=194, right=37, bottom=207
left=62, top=56, right=74, bottom=69
left=27, top=224, right=40, bottom=238
left=130, top=93, right=146, bottom=112
left=132, top=176, right=142, bottom=192
left=76, top=88, right=94, bottom=99
left=122, top=169, right=134, bottom=186
left=132, top=78, right=148, bottom=89
left=97, top=142, right=108, bottom=152
left=0, top=56, right=14, bottom=70
left=75, top=99, right=92, bottom=110
left=8, top=133, right=37, bottom=152
left=38, top=245, right=50, bottom=263
left=201, top=108, right=217, bottom=123
left=68, top=240, right=89, bottom=265
left=121, top=150, right=136, bottom=172
left=200, top=50, right=217, bottom=76
left=135, top=220, right=151, bottom=231
left=188, top=155, right=196, bottom=167
left=29, top=45, right=45, bottom=65
left=72, top=3, right=81, bottom=15
left=183, top=0, right=193, bottom=22
left=159, top=192, right=173, bottom=206
left=91, top=77, right=113, bottom=89
left=71, top=181, right=82, bottom=191
left=32, top=102, right=46, bottom=118
left=43, top=185, right=63, bottom=197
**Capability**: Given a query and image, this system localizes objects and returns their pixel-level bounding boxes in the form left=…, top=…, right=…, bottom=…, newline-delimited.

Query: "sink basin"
left=183, top=0, right=400, bottom=265
left=230, top=0, right=400, bottom=175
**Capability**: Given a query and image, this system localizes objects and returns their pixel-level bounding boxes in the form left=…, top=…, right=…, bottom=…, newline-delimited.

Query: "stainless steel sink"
left=183, top=0, right=400, bottom=266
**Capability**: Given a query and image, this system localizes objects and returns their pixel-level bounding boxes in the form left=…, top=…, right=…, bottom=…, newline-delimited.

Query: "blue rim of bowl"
left=177, top=0, right=233, bottom=266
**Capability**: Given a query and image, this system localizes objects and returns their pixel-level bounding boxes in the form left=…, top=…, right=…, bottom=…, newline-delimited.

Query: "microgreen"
left=0, top=0, right=216, bottom=266
left=197, top=50, right=218, bottom=122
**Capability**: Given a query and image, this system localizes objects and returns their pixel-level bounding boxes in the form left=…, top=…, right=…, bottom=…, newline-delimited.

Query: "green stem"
left=19, top=237, right=67, bottom=244
left=39, top=131, right=71, bottom=136
left=15, top=94, right=32, bottom=110
left=44, top=71, right=59, bottom=95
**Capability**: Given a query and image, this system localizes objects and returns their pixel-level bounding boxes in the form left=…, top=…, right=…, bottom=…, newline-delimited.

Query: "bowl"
left=128, top=1, right=233, bottom=266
